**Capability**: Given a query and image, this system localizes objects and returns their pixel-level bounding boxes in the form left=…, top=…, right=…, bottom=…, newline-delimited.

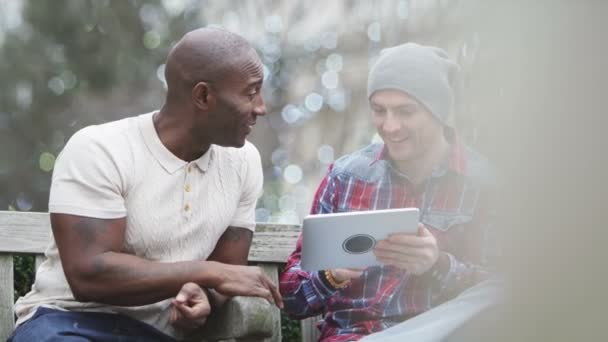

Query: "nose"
left=253, top=94, right=267, bottom=117
left=382, top=112, right=401, bottom=134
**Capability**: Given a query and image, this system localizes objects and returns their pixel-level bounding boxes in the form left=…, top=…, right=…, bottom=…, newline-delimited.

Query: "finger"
left=255, top=286, right=275, bottom=306
left=344, top=270, right=364, bottom=278
left=257, top=274, right=283, bottom=308
left=176, top=282, right=201, bottom=303
left=374, top=241, right=426, bottom=256
left=417, top=225, right=433, bottom=237
left=175, top=302, right=197, bottom=319
left=266, top=279, right=284, bottom=309
left=374, top=249, right=419, bottom=264
left=385, top=233, right=424, bottom=246
left=188, top=296, right=211, bottom=317
left=386, top=233, right=434, bottom=248
left=175, top=301, right=210, bottom=321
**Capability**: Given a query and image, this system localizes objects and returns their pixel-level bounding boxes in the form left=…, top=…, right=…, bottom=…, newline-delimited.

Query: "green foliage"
left=281, top=313, right=302, bottom=342
left=13, top=255, right=35, bottom=300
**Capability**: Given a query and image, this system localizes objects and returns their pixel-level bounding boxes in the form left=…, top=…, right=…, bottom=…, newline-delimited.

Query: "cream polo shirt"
left=13, top=112, right=263, bottom=340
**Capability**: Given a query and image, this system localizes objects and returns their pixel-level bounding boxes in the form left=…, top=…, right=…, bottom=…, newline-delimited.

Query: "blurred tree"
left=0, top=0, right=193, bottom=211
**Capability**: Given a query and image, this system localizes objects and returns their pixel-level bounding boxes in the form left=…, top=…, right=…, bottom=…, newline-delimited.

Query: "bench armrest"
left=190, top=296, right=275, bottom=341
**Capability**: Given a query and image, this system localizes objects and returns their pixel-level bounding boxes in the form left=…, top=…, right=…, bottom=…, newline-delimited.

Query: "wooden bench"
left=0, top=211, right=321, bottom=342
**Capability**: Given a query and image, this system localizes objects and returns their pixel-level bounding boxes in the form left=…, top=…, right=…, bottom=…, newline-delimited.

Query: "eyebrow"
left=249, top=77, right=263, bottom=85
left=241, top=79, right=260, bottom=91
left=237, top=79, right=261, bottom=95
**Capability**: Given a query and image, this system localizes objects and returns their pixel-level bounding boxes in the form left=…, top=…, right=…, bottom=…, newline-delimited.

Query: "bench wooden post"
left=259, top=264, right=282, bottom=342
left=0, top=254, right=15, bottom=340
left=301, top=315, right=322, bottom=342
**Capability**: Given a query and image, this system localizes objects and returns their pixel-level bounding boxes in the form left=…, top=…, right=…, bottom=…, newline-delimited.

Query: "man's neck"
left=393, top=137, right=451, bottom=186
left=154, top=107, right=210, bottom=162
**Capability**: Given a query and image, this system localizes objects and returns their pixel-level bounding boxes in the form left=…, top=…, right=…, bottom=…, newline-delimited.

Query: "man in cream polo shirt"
left=10, top=28, right=282, bottom=341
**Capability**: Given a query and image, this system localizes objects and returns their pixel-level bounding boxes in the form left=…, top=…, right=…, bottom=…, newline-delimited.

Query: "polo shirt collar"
left=139, top=112, right=213, bottom=174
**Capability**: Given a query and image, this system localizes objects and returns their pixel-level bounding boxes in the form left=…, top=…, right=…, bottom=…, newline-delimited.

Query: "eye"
left=248, top=88, right=260, bottom=101
left=397, top=109, right=414, bottom=117
left=397, top=105, right=418, bottom=117
left=372, top=107, right=386, bottom=117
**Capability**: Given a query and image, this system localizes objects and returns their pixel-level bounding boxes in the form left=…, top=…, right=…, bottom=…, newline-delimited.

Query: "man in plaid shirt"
left=279, top=43, right=499, bottom=341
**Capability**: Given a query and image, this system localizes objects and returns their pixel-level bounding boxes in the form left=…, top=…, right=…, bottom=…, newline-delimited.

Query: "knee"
left=9, top=315, right=61, bottom=342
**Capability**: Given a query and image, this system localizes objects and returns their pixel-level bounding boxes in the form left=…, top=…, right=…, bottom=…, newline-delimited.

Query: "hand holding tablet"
left=300, top=208, right=420, bottom=272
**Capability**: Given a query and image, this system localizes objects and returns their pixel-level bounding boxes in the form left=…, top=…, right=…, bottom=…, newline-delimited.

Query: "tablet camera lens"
left=343, top=234, right=376, bottom=254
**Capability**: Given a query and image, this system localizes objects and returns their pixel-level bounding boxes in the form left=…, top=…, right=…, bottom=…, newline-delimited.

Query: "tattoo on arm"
left=71, top=217, right=112, bottom=250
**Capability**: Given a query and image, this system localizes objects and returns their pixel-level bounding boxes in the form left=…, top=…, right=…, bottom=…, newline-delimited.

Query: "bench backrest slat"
left=0, top=212, right=50, bottom=254
left=0, top=211, right=300, bottom=261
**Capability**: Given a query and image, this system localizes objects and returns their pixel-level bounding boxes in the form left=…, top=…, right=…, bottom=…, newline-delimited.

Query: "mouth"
left=244, top=122, right=256, bottom=135
left=387, top=137, right=409, bottom=144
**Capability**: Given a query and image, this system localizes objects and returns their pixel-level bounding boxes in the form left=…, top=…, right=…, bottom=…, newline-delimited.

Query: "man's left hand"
left=170, top=282, right=211, bottom=332
left=374, top=223, right=439, bottom=275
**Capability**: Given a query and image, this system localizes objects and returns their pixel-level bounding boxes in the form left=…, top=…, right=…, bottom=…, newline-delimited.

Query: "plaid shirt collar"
left=371, top=127, right=467, bottom=179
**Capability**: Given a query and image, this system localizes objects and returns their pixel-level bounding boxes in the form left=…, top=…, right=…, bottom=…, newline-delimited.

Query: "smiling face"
left=370, top=89, right=444, bottom=165
left=206, top=49, right=266, bottom=148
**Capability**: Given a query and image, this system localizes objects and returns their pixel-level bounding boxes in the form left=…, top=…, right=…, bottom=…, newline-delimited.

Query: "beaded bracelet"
left=324, top=270, right=350, bottom=289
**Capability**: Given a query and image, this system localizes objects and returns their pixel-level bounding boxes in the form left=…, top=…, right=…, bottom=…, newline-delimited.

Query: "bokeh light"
left=283, top=164, right=303, bottom=184
left=38, top=152, right=55, bottom=172
left=304, top=93, right=324, bottom=112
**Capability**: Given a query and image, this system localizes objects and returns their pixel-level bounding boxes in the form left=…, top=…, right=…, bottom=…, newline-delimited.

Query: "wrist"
left=329, top=269, right=346, bottom=284
left=321, top=270, right=350, bottom=289
left=198, top=261, right=223, bottom=288
left=427, top=251, right=450, bottom=279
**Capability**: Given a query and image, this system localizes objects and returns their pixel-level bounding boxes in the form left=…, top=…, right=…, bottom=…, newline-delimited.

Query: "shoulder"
left=329, top=143, right=386, bottom=182
left=58, top=117, right=139, bottom=178
left=64, top=117, right=137, bottom=155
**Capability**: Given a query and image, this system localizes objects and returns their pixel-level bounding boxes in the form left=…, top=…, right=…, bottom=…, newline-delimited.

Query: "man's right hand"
left=213, top=264, right=283, bottom=309
left=328, top=268, right=364, bottom=283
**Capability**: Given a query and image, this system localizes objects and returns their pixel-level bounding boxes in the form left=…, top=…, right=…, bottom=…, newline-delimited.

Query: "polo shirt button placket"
left=184, top=163, right=194, bottom=220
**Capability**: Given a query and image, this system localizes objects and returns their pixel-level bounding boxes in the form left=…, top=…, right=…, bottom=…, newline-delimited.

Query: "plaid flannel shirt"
left=279, top=133, right=497, bottom=341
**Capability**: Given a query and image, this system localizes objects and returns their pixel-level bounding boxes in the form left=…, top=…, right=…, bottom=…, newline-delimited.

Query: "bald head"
left=164, top=28, right=255, bottom=101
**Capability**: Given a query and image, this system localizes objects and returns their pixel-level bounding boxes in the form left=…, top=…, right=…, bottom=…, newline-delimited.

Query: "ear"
left=192, top=82, right=215, bottom=111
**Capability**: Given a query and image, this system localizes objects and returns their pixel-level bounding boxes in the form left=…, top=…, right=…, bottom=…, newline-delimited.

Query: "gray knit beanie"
left=367, top=43, right=460, bottom=125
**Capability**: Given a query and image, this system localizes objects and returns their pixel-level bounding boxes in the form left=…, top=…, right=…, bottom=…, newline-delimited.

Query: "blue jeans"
left=8, top=307, right=177, bottom=342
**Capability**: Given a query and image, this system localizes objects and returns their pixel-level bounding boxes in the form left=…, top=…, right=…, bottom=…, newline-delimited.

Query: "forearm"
left=204, top=226, right=253, bottom=308
left=69, top=251, right=224, bottom=306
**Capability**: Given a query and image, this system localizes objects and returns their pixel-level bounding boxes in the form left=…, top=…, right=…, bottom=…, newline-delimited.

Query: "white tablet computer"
left=300, top=208, right=420, bottom=272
